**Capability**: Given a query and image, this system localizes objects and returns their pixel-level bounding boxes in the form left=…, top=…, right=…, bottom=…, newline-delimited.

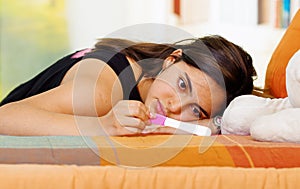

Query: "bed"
left=0, top=135, right=300, bottom=188
left=1, top=9, right=300, bottom=189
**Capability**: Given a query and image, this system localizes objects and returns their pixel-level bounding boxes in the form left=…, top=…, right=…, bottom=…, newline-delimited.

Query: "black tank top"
left=0, top=49, right=142, bottom=106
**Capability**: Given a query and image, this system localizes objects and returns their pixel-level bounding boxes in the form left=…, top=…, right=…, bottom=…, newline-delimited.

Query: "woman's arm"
left=0, top=58, right=150, bottom=136
left=0, top=101, right=101, bottom=135
left=0, top=99, right=150, bottom=136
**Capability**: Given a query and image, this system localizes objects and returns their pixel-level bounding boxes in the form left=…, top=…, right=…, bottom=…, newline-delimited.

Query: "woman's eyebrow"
left=184, top=72, right=210, bottom=118
left=199, top=105, right=209, bottom=118
left=184, top=72, right=192, bottom=93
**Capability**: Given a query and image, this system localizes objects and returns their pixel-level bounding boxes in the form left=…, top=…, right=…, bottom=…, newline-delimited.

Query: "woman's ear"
left=162, top=49, right=183, bottom=69
left=170, top=49, right=183, bottom=58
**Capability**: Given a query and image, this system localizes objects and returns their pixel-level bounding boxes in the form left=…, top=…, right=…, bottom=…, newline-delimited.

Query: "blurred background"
left=1, top=0, right=299, bottom=100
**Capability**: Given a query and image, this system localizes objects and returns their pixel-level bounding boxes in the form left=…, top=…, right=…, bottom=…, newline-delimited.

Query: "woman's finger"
left=150, top=126, right=178, bottom=134
left=114, top=100, right=149, bottom=121
left=117, top=116, right=147, bottom=131
left=127, top=101, right=150, bottom=121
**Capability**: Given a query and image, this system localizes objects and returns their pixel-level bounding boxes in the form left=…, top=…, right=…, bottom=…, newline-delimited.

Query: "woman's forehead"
left=173, top=61, right=207, bottom=84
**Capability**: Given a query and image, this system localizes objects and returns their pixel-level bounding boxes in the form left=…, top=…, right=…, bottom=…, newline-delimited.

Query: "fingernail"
left=150, top=112, right=156, bottom=119
left=148, top=99, right=156, bottom=118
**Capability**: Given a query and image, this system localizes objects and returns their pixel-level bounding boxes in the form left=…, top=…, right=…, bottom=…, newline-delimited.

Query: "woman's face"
left=144, top=60, right=226, bottom=122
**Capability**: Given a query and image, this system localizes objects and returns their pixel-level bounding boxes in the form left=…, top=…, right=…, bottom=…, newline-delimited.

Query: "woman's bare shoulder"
left=17, top=58, right=123, bottom=116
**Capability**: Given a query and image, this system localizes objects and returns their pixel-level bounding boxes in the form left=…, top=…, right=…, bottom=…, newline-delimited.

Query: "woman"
left=0, top=35, right=256, bottom=136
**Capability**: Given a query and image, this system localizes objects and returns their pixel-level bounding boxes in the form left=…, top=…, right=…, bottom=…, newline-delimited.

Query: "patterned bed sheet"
left=0, top=135, right=299, bottom=168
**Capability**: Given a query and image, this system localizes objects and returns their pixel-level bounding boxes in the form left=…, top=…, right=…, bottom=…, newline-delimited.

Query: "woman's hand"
left=100, top=100, right=151, bottom=135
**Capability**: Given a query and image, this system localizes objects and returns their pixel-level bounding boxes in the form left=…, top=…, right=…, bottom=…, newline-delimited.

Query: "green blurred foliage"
left=0, top=0, right=70, bottom=100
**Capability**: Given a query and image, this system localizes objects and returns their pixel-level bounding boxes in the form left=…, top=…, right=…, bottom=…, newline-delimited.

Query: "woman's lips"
left=156, top=99, right=166, bottom=116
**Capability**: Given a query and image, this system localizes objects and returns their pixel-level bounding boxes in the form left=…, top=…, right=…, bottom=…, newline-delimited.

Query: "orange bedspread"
left=1, top=135, right=300, bottom=188
left=95, top=135, right=300, bottom=168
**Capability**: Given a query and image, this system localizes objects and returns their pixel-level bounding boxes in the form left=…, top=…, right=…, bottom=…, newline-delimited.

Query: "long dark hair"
left=93, top=35, right=256, bottom=107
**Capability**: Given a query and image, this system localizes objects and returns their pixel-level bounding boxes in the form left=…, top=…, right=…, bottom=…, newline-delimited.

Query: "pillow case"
left=265, top=9, right=300, bottom=98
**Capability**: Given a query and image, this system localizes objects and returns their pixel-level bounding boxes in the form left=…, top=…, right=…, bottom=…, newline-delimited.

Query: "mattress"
left=1, top=134, right=299, bottom=168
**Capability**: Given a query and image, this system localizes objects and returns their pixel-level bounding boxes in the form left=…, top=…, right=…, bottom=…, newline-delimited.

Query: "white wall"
left=209, top=0, right=258, bottom=26
left=65, top=0, right=288, bottom=88
left=66, top=0, right=173, bottom=50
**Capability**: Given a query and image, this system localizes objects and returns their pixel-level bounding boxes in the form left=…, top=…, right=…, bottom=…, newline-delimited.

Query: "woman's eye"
left=178, top=78, right=187, bottom=90
left=191, top=105, right=201, bottom=118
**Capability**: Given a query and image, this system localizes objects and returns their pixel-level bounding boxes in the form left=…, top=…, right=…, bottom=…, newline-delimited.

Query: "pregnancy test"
left=150, top=114, right=211, bottom=136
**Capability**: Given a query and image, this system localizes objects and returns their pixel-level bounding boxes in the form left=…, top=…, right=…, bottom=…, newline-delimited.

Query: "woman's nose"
left=166, top=97, right=183, bottom=114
